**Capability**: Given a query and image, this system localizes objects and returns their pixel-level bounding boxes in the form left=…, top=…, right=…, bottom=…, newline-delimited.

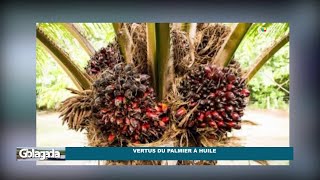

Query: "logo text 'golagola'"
left=19, top=149, right=60, bottom=160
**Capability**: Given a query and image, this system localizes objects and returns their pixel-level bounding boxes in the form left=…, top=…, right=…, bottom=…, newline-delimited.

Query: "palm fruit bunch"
left=129, top=23, right=148, bottom=74
left=91, top=63, right=170, bottom=146
left=171, top=29, right=191, bottom=76
left=85, top=42, right=124, bottom=77
left=175, top=63, right=250, bottom=139
left=195, top=24, right=231, bottom=64
left=58, top=88, right=93, bottom=132
left=196, top=23, right=210, bottom=31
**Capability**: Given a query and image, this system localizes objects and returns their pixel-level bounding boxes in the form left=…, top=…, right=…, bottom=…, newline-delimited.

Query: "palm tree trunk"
left=146, top=23, right=157, bottom=92
left=155, top=23, right=171, bottom=100
left=112, top=23, right=133, bottom=64
left=181, top=23, right=191, bottom=33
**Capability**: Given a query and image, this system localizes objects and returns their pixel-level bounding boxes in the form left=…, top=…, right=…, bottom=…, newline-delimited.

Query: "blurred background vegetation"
left=36, top=23, right=289, bottom=110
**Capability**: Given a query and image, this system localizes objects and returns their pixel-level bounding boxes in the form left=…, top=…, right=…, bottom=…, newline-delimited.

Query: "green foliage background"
left=36, top=23, right=289, bottom=110
left=234, top=23, right=289, bottom=109
left=36, top=23, right=115, bottom=109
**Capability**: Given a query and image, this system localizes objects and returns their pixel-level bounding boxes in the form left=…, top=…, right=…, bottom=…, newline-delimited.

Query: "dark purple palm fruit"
left=175, top=62, right=250, bottom=140
left=85, top=42, right=124, bottom=77
left=92, top=63, right=170, bottom=146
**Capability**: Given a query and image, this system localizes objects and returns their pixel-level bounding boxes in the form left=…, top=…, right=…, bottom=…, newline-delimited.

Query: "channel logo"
left=16, top=147, right=65, bottom=161
left=260, top=27, right=267, bottom=32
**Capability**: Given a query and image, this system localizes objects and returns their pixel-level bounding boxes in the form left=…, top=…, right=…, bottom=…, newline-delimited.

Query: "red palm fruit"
left=130, top=118, right=139, bottom=127
left=100, top=108, right=109, bottom=114
left=146, top=112, right=158, bottom=119
left=213, top=70, right=223, bottom=80
left=132, top=102, right=138, bottom=109
left=125, top=118, right=130, bottom=125
left=204, top=66, right=213, bottom=77
left=143, top=92, right=150, bottom=99
left=159, top=120, right=166, bottom=127
left=148, top=88, right=154, bottom=94
left=208, top=121, right=217, bottom=128
left=159, top=103, right=168, bottom=113
left=175, top=63, right=249, bottom=135
left=215, top=90, right=223, bottom=97
left=225, top=105, right=234, bottom=113
left=133, top=108, right=141, bottom=113
left=134, top=134, right=140, bottom=140
left=161, top=117, right=170, bottom=123
left=234, top=123, right=241, bottom=129
left=217, top=121, right=226, bottom=127
left=226, top=121, right=236, bottom=128
left=208, top=93, right=215, bottom=98
left=141, top=126, right=147, bottom=132
left=188, top=121, right=195, bottom=127
left=227, top=74, right=236, bottom=83
left=199, top=122, right=207, bottom=128
left=221, top=87, right=227, bottom=92
left=141, top=123, right=150, bottom=132
left=145, top=123, right=150, bottom=129
left=127, top=106, right=132, bottom=111
left=154, top=121, right=159, bottom=127
left=231, top=112, right=240, bottom=121
left=146, top=107, right=154, bottom=112
left=225, top=92, right=235, bottom=100
left=204, top=66, right=212, bottom=74
left=108, top=134, right=115, bottom=142
left=115, top=110, right=122, bottom=116
left=212, top=111, right=219, bottom=119
left=115, top=96, right=124, bottom=106
left=123, top=98, right=128, bottom=104
left=205, top=111, right=212, bottom=120
left=123, top=125, right=128, bottom=131
left=198, top=113, right=205, bottom=121
left=189, top=101, right=198, bottom=107
left=176, top=107, right=187, bottom=117
left=116, top=118, right=123, bottom=125
left=220, top=111, right=227, bottom=118
left=135, top=129, right=141, bottom=134
left=227, top=84, right=235, bottom=91
left=241, top=89, right=250, bottom=97
left=110, top=117, right=115, bottom=123
left=155, top=105, right=162, bottom=112
left=102, top=114, right=108, bottom=123
left=129, top=126, right=135, bottom=133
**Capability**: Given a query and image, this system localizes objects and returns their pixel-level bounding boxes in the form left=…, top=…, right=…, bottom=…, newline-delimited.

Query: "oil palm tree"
left=36, top=22, right=289, bottom=165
